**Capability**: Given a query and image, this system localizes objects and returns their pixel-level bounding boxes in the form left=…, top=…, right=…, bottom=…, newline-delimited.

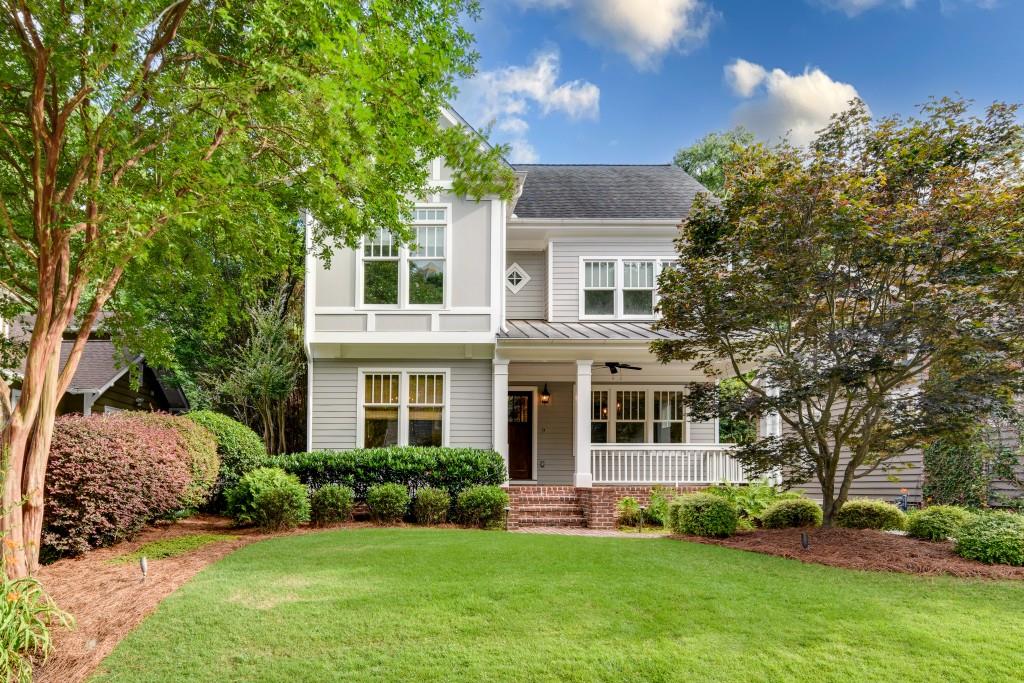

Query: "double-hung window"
left=361, top=370, right=447, bottom=447
left=592, top=387, right=694, bottom=444
left=580, top=258, right=663, bottom=319
left=360, top=205, right=448, bottom=308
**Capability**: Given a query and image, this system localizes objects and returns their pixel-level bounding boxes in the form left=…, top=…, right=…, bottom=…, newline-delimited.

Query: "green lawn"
left=93, top=529, right=1024, bottom=683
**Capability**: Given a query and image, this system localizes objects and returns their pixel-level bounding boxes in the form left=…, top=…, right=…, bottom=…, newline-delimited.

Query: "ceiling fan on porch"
left=604, top=362, right=642, bottom=374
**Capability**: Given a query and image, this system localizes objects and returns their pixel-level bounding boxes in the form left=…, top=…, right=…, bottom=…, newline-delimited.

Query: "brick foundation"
left=509, top=484, right=706, bottom=530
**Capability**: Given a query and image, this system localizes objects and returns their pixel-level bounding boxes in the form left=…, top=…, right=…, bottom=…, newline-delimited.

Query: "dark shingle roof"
left=511, top=164, right=710, bottom=220
left=59, top=340, right=139, bottom=393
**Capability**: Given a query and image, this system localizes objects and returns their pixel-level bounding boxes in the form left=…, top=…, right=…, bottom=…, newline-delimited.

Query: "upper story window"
left=359, top=205, right=449, bottom=308
left=580, top=258, right=669, bottom=319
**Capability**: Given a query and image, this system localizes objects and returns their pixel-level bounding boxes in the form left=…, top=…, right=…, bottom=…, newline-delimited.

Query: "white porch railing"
left=591, top=444, right=748, bottom=485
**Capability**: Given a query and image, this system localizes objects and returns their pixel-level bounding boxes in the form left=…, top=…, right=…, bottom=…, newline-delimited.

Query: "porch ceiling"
left=499, top=319, right=682, bottom=341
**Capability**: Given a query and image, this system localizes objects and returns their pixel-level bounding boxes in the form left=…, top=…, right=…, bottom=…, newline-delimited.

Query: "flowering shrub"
left=43, top=414, right=193, bottom=559
left=134, top=413, right=219, bottom=509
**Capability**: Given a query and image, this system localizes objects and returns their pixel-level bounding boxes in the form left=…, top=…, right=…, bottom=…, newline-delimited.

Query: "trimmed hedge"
left=226, top=467, right=310, bottom=530
left=413, top=487, right=451, bottom=525
left=367, top=484, right=410, bottom=524
left=186, top=410, right=267, bottom=502
left=134, top=413, right=219, bottom=510
left=760, top=499, right=823, bottom=529
left=669, top=493, right=739, bottom=538
left=834, top=500, right=906, bottom=530
left=271, top=448, right=505, bottom=499
left=43, top=414, right=193, bottom=558
left=954, top=512, right=1024, bottom=566
left=310, top=485, right=355, bottom=526
left=456, top=485, right=509, bottom=528
left=906, top=505, right=975, bottom=541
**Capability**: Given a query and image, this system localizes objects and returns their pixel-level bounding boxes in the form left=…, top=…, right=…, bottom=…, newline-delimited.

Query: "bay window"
left=359, top=205, right=448, bottom=308
left=361, top=369, right=447, bottom=447
left=591, top=387, right=696, bottom=444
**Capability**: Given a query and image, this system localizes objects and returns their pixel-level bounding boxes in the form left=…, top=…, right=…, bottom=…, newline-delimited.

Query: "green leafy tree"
left=654, top=98, right=1024, bottom=526
left=0, top=0, right=512, bottom=577
left=673, top=127, right=755, bottom=196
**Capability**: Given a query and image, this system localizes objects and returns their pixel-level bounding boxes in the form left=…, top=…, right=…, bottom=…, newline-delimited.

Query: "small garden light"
left=504, top=505, right=512, bottom=531
left=139, top=556, right=148, bottom=581
left=800, top=532, right=810, bottom=550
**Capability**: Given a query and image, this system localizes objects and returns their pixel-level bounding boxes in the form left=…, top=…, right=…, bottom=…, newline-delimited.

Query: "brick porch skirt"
left=508, top=485, right=705, bottom=530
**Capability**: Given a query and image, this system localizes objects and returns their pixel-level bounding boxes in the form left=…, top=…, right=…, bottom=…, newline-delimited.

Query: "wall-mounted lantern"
left=540, top=384, right=551, bottom=405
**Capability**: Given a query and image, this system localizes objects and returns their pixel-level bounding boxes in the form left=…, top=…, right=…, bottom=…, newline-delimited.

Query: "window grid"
left=363, top=228, right=398, bottom=259
left=580, top=258, right=672, bottom=319
left=408, top=373, right=444, bottom=405
left=359, top=205, right=448, bottom=308
left=653, top=391, right=686, bottom=444
left=584, top=261, right=616, bottom=289
left=623, top=261, right=655, bottom=289
left=364, top=373, right=400, bottom=405
left=411, top=225, right=445, bottom=258
left=590, top=387, right=709, bottom=444
left=361, top=370, right=448, bottom=448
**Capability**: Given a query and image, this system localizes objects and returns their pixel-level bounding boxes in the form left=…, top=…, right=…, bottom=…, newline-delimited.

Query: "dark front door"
left=508, top=391, right=533, bottom=480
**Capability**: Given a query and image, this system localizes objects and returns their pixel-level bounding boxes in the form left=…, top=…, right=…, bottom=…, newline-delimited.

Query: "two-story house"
left=303, top=108, right=775, bottom=528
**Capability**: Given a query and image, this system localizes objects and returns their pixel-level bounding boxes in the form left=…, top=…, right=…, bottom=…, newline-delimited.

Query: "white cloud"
left=724, top=58, right=767, bottom=97
left=515, top=0, right=717, bottom=70
left=725, top=59, right=863, bottom=147
left=457, top=49, right=599, bottom=163
left=815, top=0, right=996, bottom=15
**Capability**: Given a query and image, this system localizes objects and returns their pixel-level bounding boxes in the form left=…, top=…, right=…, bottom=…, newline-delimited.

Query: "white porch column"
left=492, top=358, right=510, bottom=482
left=573, top=359, right=593, bottom=487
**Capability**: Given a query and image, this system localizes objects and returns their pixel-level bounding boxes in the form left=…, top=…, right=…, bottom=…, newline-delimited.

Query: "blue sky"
left=454, top=0, right=1023, bottom=164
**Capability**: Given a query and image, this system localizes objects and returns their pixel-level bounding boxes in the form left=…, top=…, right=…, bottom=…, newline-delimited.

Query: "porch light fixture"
left=540, top=384, right=551, bottom=404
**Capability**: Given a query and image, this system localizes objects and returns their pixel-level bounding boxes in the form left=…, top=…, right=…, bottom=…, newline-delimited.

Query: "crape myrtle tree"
left=653, top=98, right=1024, bottom=525
left=0, top=0, right=513, bottom=577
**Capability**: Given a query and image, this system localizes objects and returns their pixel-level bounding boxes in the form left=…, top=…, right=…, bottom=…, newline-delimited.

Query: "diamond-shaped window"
left=505, top=263, right=531, bottom=294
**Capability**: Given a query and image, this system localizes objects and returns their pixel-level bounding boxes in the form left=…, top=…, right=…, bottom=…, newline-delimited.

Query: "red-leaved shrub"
left=43, top=414, right=193, bottom=559
left=131, top=412, right=220, bottom=509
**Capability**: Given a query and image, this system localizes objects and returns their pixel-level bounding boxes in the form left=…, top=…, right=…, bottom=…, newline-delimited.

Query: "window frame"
left=505, top=262, right=532, bottom=294
left=357, top=368, right=451, bottom=447
left=355, top=203, right=452, bottom=310
left=578, top=257, right=672, bottom=320
left=591, top=385, right=719, bottom=445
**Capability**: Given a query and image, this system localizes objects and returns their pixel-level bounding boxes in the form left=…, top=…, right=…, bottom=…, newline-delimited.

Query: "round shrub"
left=309, top=484, right=355, bottom=526
left=43, top=414, right=193, bottom=558
left=226, top=467, right=310, bottom=530
left=760, top=498, right=823, bottom=529
left=617, top=497, right=642, bottom=527
left=134, top=413, right=219, bottom=509
left=456, top=485, right=509, bottom=528
left=834, top=499, right=906, bottom=530
left=669, top=493, right=739, bottom=538
left=906, top=505, right=975, bottom=541
left=187, top=410, right=268, bottom=501
left=366, top=483, right=410, bottom=524
left=954, top=512, right=1024, bottom=566
left=413, top=487, right=451, bottom=525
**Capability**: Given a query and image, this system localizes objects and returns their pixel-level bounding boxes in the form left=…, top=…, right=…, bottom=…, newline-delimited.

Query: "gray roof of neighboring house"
left=510, top=164, right=710, bottom=220
left=59, top=340, right=140, bottom=393
left=498, top=319, right=681, bottom=341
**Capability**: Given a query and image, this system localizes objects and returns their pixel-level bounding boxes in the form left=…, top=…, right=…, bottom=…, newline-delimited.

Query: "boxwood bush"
left=669, top=493, right=739, bottom=538
left=760, top=498, right=823, bottom=529
left=366, top=483, right=410, bottom=524
left=226, top=467, right=310, bottom=530
left=954, top=511, right=1024, bottom=566
left=834, top=499, right=906, bottom=530
left=272, top=448, right=505, bottom=500
left=187, top=410, right=267, bottom=503
left=456, top=485, right=509, bottom=528
left=413, top=487, right=451, bottom=525
left=43, top=414, right=194, bottom=559
left=310, top=484, right=355, bottom=526
left=906, top=505, right=975, bottom=541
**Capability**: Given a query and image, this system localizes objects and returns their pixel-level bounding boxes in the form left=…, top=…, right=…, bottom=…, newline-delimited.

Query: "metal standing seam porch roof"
left=498, top=319, right=682, bottom=341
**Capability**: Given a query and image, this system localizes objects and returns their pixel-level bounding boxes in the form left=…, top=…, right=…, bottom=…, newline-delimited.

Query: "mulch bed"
left=674, top=527, right=1024, bottom=580
left=33, top=515, right=370, bottom=683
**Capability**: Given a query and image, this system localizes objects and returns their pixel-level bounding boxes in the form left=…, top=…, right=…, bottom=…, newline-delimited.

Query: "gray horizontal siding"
left=309, top=359, right=493, bottom=451
left=506, top=250, right=547, bottom=319
left=550, top=239, right=677, bottom=322
left=536, top=382, right=574, bottom=485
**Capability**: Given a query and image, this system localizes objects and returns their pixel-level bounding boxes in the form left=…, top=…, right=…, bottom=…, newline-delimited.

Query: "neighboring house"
left=4, top=316, right=188, bottom=416
left=303, top=108, right=916, bottom=527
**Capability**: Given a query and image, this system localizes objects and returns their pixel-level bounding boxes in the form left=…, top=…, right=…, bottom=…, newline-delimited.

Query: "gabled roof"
left=59, top=340, right=140, bottom=394
left=510, top=164, right=709, bottom=220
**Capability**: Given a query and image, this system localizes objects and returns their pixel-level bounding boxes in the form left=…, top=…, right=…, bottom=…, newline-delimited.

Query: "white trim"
left=504, top=263, right=531, bottom=294
left=493, top=359, right=510, bottom=479
left=313, top=306, right=494, bottom=315
left=303, top=211, right=314, bottom=451
left=309, top=331, right=496, bottom=345
left=356, top=368, right=451, bottom=448
left=573, top=360, right=593, bottom=487
left=546, top=239, right=554, bottom=320
left=509, top=385, right=539, bottom=482
left=492, top=198, right=505, bottom=334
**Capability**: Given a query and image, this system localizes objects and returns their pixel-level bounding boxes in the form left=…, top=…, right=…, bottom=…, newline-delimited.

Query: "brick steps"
left=515, top=515, right=586, bottom=527
left=509, top=488, right=586, bottom=529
